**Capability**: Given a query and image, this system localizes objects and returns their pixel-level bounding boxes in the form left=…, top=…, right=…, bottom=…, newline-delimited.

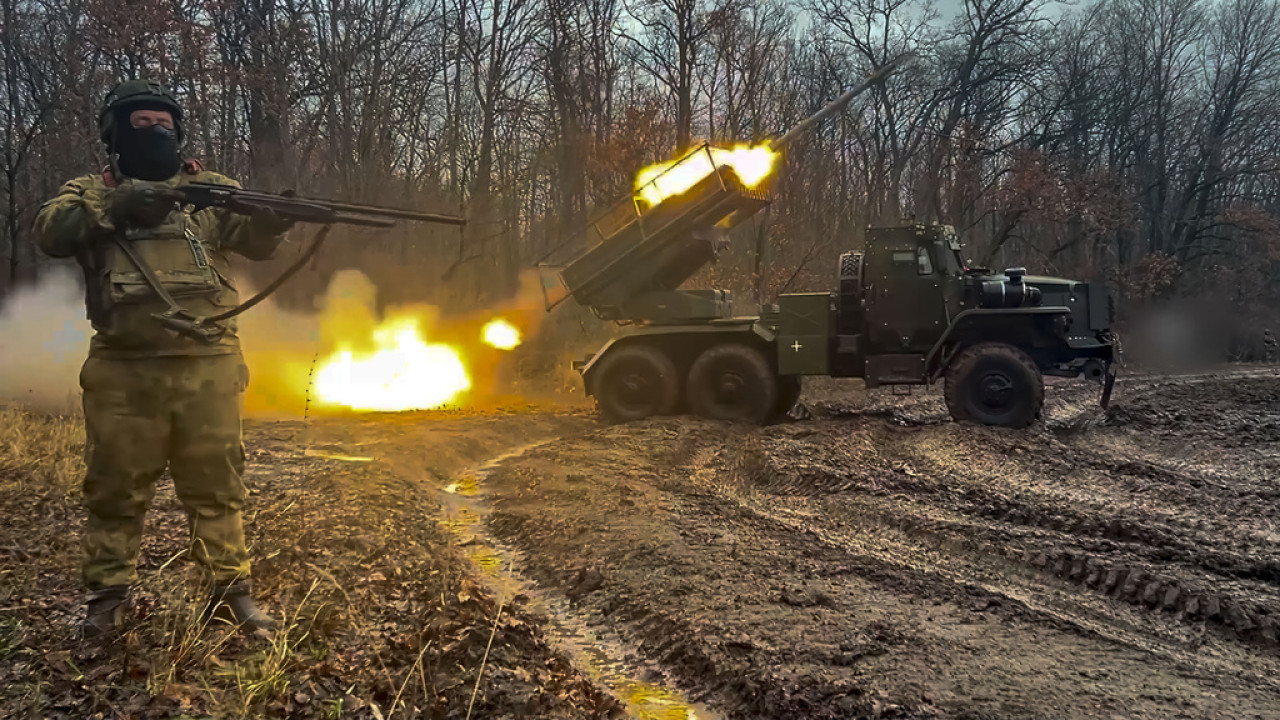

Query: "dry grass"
left=0, top=408, right=618, bottom=719
left=0, top=403, right=85, bottom=491
left=0, top=406, right=340, bottom=718
left=0, top=405, right=85, bottom=717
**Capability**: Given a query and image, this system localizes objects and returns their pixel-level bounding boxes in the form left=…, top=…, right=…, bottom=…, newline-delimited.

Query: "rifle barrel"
left=322, top=200, right=467, bottom=226
left=185, top=184, right=471, bottom=226
left=229, top=188, right=466, bottom=226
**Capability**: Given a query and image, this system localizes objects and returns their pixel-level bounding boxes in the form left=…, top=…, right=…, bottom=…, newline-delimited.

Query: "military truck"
left=540, top=61, right=1117, bottom=428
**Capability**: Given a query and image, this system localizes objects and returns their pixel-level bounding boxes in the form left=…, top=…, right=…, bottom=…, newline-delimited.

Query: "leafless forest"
left=2, top=0, right=1278, bottom=330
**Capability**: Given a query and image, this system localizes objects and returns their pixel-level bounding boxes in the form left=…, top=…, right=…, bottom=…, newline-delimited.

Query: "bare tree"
left=623, top=0, right=714, bottom=151
left=1168, top=0, right=1280, bottom=263
left=810, top=0, right=938, bottom=221
left=455, top=0, right=544, bottom=293
left=1, top=0, right=1277, bottom=319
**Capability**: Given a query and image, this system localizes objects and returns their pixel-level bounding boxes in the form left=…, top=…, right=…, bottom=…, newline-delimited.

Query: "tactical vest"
left=105, top=194, right=225, bottom=305
left=83, top=173, right=243, bottom=356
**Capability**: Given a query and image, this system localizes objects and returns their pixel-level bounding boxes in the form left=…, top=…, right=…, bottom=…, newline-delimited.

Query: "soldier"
left=1265, top=329, right=1277, bottom=363
left=34, top=79, right=292, bottom=639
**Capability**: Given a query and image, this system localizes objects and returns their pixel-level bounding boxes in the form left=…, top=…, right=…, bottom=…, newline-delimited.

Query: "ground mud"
left=7, top=369, right=1279, bottom=719
left=460, top=368, right=1280, bottom=719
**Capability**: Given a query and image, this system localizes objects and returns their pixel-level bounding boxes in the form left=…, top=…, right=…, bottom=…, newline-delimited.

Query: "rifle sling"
left=112, top=226, right=332, bottom=340
left=205, top=225, right=330, bottom=323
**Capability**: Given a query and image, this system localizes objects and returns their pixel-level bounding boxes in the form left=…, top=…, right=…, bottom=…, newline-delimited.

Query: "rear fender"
left=579, top=321, right=774, bottom=396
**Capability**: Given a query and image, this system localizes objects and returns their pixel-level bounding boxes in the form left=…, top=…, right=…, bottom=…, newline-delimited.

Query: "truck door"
left=864, top=240, right=948, bottom=354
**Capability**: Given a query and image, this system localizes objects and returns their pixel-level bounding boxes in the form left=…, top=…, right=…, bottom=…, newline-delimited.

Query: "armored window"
left=916, top=246, right=934, bottom=275
left=892, top=251, right=915, bottom=264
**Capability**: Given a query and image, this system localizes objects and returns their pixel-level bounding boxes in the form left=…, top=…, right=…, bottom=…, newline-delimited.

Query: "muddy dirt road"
left=331, top=368, right=1280, bottom=720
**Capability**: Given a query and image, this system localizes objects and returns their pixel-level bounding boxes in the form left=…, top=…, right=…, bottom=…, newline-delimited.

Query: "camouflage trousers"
left=79, top=353, right=252, bottom=590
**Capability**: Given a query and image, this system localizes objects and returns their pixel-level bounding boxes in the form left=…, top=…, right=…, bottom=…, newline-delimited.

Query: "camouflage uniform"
left=1265, top=330, right=1277, bottom=363
left=34, top=168, right=287, bottom=591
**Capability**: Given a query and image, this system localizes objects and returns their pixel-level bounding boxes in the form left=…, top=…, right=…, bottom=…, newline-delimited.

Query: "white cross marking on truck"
left=791, top=341, right=803, bottom=352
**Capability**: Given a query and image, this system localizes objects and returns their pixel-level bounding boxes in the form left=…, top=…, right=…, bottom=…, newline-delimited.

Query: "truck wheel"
left=775, top=375, right=803, bottom=418
left=590, top=345, right=680, bottom=424
left=687, top=344, right=778, bottom=424
left=944, top=343, right=1043, bottom=428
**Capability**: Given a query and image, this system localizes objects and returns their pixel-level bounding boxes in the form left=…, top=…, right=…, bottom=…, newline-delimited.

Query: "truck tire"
left=944, top=343, right=1043, bottom=428
left=687, top=344, right=778, bottom=424
left=775, top=375, right=803, bottom=418
left=836, top=252, right=864, bottom=333
left=590, top=344, right=681, bottom=424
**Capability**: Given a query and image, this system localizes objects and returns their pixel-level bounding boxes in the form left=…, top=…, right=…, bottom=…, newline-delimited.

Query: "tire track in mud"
left=754, top=378, right=1280, bottom=651
left=818, top=371, right=1280, bottom=613
left=437, top=440, right=721, bottom=720
left=746, top=432, right=1280, bottom=656
left=722, top=480, right=1280, bottom=681
left=301, top=410, right=717, bottom=718
left=482, top=434, right=911, bottom=720
left=735, top=370, right=1280, bottom=673
left=480, top=369, right=1280, bottom=719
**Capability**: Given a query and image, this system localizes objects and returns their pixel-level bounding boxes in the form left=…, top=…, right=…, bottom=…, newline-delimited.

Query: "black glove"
left=253, top=207, right=296, bottom=235
left=108, top=183, right=175, bottom=228
left=228, top=188, right=296, bottom=236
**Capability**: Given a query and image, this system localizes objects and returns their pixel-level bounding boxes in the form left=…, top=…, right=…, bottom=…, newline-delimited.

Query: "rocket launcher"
left=540, top=57, right=907, bottom=322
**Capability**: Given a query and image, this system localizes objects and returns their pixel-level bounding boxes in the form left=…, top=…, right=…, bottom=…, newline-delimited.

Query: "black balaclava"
left=111, top=108, right=182, bottom=181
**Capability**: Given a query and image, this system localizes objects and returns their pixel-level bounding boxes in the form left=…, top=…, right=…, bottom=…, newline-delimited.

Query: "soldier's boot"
left=205, top=582, right=277, bottom=635
left=82, top=585, right=129, bottom=640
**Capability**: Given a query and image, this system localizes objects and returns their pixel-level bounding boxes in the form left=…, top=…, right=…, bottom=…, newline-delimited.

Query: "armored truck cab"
left=759, top=223, right=1115, bottom=426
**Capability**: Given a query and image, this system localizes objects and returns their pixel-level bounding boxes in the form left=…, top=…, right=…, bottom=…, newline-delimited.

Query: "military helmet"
left=98, top=79, right=184, bottom=144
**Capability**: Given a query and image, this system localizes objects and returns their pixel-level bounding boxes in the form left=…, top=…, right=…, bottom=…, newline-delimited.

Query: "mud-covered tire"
left=944, top=343, right=1043, bottom=428
left=687, top=344, right=778, bottom=424
left=590, top=344, right=681, bottom=424
left=775, top=375, right=803, bottom=419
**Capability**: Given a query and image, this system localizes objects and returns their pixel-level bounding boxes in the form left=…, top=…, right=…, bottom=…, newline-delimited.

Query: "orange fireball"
left=482, top=319, right=521, bottom=350
left=313, top=316, right=470, bottom=411
left=635, top=143, right=779, bottom=208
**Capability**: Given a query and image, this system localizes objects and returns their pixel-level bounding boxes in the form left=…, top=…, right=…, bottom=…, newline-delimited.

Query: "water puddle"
left=304, top=446, right=374, bottom=463
left=439, top=443, right=718, bottom=720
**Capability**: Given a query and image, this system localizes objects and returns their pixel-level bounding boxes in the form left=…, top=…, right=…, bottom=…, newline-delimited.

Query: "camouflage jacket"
left=34, top=165, right=288, bottom=359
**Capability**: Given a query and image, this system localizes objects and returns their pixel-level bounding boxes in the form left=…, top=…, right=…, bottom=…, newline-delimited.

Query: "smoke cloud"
left=238, top=267, right=552, bottom=417
left=0, top=265, right=549, bottom=417
left=0, top=268, right=92, bottom=412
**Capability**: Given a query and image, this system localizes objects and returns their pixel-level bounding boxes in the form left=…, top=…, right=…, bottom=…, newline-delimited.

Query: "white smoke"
left=0, top=265, right=546, bottom=417
left=0, top=268, right=92, bottom=412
